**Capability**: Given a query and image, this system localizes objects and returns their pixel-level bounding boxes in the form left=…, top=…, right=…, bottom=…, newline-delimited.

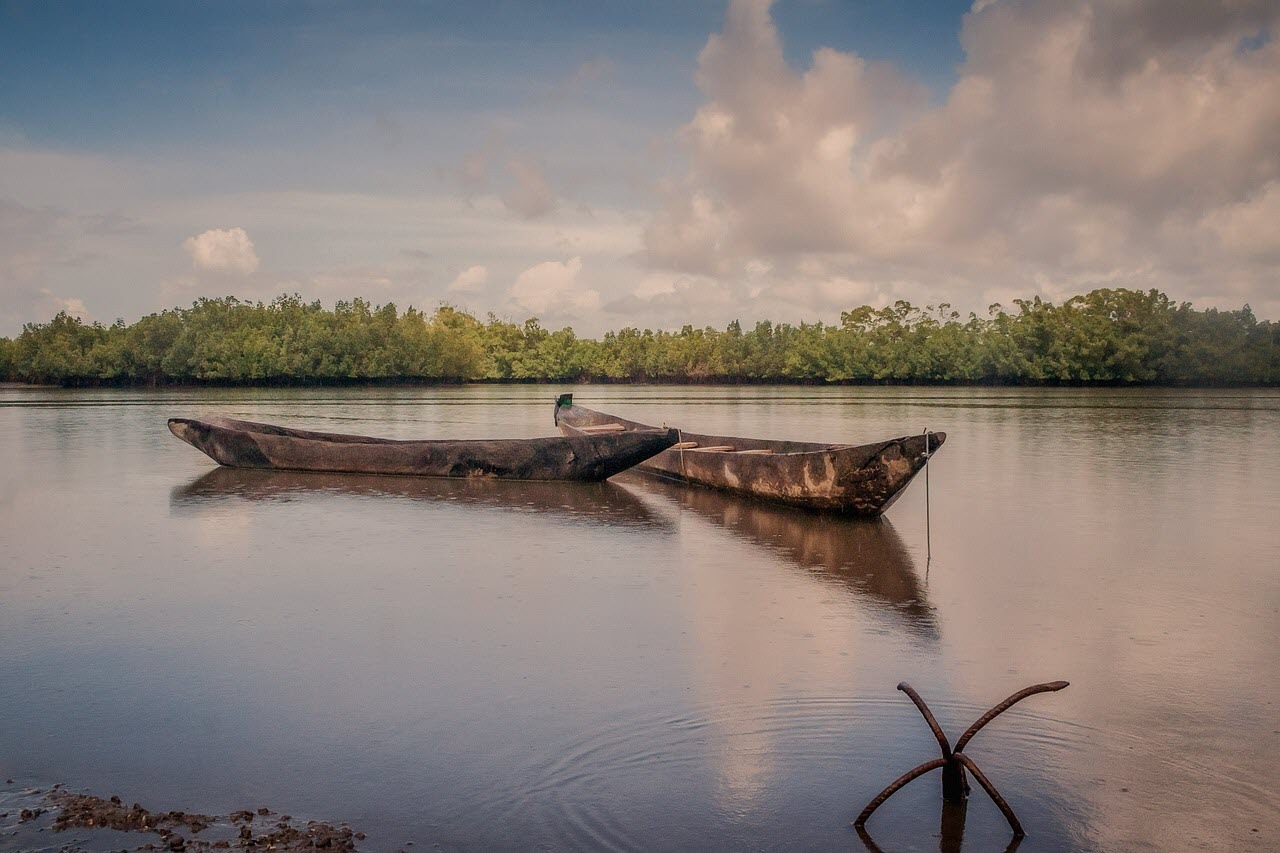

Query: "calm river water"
left=1, top=385, right=1277, bottom=852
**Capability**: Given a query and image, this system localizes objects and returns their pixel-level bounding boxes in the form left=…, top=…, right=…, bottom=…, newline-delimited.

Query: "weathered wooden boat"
left=168, top=415, right=678, bottom=481
left=554, top=395, right=943, bottom=516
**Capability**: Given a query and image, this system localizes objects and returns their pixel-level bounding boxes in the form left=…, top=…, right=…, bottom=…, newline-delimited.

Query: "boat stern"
left=167, top=417, right=205, bottom=450
left=168, top=417, right=271, bottom=468
left=554, top=392, right=573, bottom=426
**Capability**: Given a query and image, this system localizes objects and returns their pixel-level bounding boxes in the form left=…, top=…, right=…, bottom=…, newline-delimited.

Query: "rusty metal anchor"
left=854, top=680, right=1069, bottom=839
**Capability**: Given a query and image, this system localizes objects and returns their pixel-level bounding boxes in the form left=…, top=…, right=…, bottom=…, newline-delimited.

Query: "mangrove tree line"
left=0, top=288, right=1275, bottom=386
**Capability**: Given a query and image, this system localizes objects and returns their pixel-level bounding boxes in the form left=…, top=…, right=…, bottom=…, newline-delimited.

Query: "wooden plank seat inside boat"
left=665, top=441, right=773, bottom=454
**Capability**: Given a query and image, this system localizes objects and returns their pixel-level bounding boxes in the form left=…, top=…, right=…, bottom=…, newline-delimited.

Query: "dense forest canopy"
left=0, top=289, right=1275, bottom=386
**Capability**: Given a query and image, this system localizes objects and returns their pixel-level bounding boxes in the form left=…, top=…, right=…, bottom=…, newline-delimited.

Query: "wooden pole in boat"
left=923, top=428, right=932, bottom=566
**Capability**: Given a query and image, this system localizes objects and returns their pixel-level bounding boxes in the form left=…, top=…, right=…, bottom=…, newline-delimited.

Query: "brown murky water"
left=1, top=385, right=1277, bottom=851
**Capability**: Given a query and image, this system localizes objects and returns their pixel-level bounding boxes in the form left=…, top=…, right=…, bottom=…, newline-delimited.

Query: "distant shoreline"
left=3, top=377, right=1276, bottom=390
left=3, top=288, right=1276, bottom=387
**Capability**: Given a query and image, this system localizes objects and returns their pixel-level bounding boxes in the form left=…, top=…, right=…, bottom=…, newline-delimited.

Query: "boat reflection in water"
left=171, top=466, right=668, bottom=531
left=174, top=466, right=933, bottom=634
left=614, top=473, right=937, bottom=640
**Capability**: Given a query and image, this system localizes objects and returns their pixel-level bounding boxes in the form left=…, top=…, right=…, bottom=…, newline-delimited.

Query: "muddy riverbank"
left=1, top=778, right=372, bottom=852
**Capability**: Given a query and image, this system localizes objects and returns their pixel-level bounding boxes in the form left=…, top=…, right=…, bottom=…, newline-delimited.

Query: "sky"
left=2, top=0, right=1278, bottom=336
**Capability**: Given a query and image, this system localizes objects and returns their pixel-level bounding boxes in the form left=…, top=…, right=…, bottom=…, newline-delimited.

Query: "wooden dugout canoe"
left=168, top=415, right=678, bottom=481
left=554, top=395, right=944, bottom=516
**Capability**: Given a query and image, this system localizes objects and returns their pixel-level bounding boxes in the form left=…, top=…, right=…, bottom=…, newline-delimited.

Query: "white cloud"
left=507, top=256, right=599, bottom=317
left=44, top=291, right=92, bottom=322
left=642, top=0, right=1280, bottom=319
left=448, top=264, right=489, bottom=292
left=182, top=227, right=260, bottom=274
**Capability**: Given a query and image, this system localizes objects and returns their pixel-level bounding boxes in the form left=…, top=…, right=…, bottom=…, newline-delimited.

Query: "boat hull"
left=169, top=416, right=678, bottom=482
left=555, top=400, right=943, bottom=516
